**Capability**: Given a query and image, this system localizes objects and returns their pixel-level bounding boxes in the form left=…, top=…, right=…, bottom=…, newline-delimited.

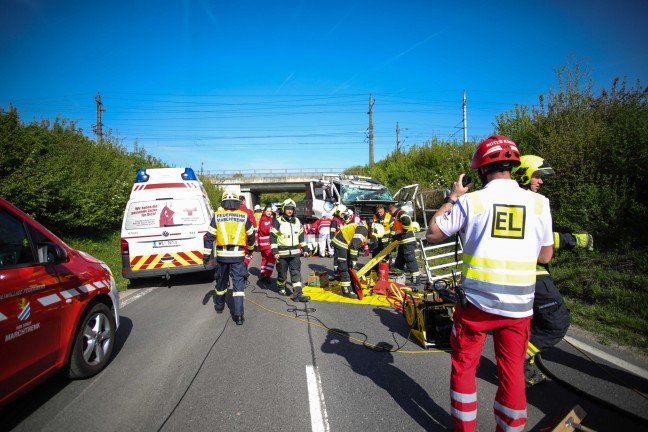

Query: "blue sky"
left=1, top=0, right=646, bottom=174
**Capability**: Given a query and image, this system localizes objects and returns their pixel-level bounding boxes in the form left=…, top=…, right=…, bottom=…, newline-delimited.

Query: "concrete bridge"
left=203, top=168, right=345, bottom=207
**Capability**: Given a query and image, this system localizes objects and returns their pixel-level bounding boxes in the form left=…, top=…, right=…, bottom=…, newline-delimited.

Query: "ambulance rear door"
left=121, top=196, right=212, bottom=279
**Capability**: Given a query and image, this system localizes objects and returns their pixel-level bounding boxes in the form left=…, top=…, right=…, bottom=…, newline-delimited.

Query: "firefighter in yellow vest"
left=332, top=219, right=385, bottom=298
left=371, top=204, right=392, bottom=273
left=270, top=199, right=312, bottom=302
left=512, top=155, right=593, bottom=387
left=387, top=202, right=421, bottom=286
left=203, top=191, right=255, bottom=325
left=253, top=204, right=263, bottom=226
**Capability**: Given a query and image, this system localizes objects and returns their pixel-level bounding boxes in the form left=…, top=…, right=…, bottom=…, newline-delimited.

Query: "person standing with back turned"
left=426, top=136, right=554, bottom=432
left=204, top=191, right=256, bottom=326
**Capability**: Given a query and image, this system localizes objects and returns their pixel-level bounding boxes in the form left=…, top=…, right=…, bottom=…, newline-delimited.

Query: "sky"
left=1, top=0, right=647, bottom=175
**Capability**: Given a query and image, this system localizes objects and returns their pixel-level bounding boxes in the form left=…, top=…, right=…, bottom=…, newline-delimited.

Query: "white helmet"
left=371, top=223, right=385, bottom=239
left=335, top=204, right=347, bottom=217
left=344, top=209, right=354, bottom=222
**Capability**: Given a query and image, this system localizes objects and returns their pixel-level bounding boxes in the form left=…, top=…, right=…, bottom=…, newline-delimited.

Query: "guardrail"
left=202, top=168, right=345, bottom=178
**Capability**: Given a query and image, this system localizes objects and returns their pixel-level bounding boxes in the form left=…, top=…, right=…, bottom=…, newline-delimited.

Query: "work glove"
left=203, top=254, right=210, bottom=266
left=573, top=232, right=594, bottom=251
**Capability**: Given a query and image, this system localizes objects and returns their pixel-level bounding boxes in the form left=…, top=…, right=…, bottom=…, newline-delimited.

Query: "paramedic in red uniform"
left=257, top=205, right=276, bottom=281
left=204, top=192, right=255, bottom=325
left=425, top=135, right=554, bottom=432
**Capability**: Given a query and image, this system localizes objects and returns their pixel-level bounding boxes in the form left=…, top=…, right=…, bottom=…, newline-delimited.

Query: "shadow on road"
left=320, top=329, right=451, bottom=430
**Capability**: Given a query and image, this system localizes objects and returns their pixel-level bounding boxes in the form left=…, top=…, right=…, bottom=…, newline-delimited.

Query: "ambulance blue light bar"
left=182, top=168, right=198, bottom=180
left=135, top=169, right=150, bottom=183
left=134, top=168, right=198, bottom=183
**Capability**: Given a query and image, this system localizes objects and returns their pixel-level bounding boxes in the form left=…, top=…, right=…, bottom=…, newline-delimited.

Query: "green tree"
left=495, top=56, right=648, bottom=250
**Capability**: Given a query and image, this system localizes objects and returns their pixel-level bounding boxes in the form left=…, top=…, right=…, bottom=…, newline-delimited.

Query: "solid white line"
left=306, top=365, right=329, bottom=432
left=119, top=287, right=156, bottom=308
left=563, top=335, right=648, bottom=380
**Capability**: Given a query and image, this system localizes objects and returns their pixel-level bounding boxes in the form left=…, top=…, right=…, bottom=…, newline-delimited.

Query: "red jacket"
left=312, top=216, right=332, bottom=233
left=240, top=203, right=258, bottom=229
left=257, top=214, right=273, bottom=251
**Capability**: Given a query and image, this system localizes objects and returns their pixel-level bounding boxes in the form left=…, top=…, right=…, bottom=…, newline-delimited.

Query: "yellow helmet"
left=512, top=155, right=555, bottom=186
left=282, top=199, right=296, bottom=212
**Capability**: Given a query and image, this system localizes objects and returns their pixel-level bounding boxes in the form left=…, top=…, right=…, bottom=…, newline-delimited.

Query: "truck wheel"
left=68, top=303, right=116, bottom=379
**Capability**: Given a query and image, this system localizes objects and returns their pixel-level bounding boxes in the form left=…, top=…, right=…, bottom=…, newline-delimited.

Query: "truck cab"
left=295, top=174, right=418, bottom=222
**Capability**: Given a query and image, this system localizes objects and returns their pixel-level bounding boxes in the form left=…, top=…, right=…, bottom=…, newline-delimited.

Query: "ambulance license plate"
left=154, top=240, right=179, bottom=248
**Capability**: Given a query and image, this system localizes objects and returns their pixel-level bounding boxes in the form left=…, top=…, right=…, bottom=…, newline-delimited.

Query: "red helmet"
left=470, top=135, right=521, bottom=169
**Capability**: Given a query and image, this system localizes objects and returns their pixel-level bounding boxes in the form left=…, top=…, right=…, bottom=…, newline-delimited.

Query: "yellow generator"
left=402, top=290, right=455, bottom=349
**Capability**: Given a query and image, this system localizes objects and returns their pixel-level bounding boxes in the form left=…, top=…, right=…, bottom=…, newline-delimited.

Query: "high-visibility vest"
left=271, top=216, right=306, bottom=256
left=454, top=181, right=552, bottom=318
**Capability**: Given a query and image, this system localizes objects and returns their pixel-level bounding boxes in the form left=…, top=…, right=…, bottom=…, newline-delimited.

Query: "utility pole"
left=396, top=122, right=401, bottom=153
left=93, top=91, right=105, bottom=144
left=368, top=94, right=375, bottom=165
left=462, top=89, right=468, bottom=145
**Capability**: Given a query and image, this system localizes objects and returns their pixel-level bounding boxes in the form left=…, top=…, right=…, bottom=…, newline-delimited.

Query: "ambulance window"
left=0, top=209, right=36, bottom=268
left=124, top=199, right=207, bottom=230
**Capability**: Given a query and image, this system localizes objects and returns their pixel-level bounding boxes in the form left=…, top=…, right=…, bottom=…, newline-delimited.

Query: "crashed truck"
left=294, top=174, right=419, bottom=223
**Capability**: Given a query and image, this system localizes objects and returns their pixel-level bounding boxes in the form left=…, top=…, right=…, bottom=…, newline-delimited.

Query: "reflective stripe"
left=332, top=237, right=349, bottom=249
left=495, top=416, right=525, bottom=432
left=207, top=225, right=216, bottom=235
left=465, top=289, right=533, bottom=313
left=60, top=288, right=81, bottom=299
left=494, top=400, right=527, bottom=420
left=451, top=406, right=477, bottom=421
left=451, top=390, right=477, bottom=403
left=464, top=268, right=535, bottom=285
left=215, top=289, right=227, bottom=295
left=233, top=292, right=245, bottom=297
left=38, top=294, right=61, bottom=306
left=462, top=277, right=535, bottom=295
left=464, top=254, right=537, bottom=272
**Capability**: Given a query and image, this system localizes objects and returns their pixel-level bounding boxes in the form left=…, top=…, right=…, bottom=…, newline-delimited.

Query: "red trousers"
left=450, top=304, right=530, bottom=432
left=259, top=248, right=276, bottom=278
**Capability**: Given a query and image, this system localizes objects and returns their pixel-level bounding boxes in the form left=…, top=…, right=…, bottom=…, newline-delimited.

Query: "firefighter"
left=371, top=204, right=392, bottom=273
left=257, top=205, right=276, bottom=282
left=204, top=191, right=256, bottom=326
left=512, top=155, right=593, bottom=387
left=426, top=135, right=554, bottom=431
left=332, top=218, right=385, bottom=298
left=270, top=199, right=311, bottom=302
left=329, top=204, right=347, bottom=280
left=387, top=202, right=421, bottom=286
left=253, top=204, right=263, bottom=226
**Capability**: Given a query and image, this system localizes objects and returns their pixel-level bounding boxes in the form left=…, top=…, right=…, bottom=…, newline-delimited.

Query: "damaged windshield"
left=340, top=184, right=393, bottom=203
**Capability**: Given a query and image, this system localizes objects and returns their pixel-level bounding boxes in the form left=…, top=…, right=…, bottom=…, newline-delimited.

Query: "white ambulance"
left=120, top=167, right=216, bottom=281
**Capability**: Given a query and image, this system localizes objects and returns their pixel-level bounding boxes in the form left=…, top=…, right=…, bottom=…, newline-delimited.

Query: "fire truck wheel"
left=68, top=302, right=116, bottom=379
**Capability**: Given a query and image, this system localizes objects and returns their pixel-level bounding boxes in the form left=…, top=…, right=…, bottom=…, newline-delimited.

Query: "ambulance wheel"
left=68, top=302, right=116, bottom=379
left=403, top=294, right=416, bottom=328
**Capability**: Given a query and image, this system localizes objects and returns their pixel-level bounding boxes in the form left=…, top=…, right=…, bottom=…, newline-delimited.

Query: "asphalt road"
left=2, top=254, right=647, bottom=431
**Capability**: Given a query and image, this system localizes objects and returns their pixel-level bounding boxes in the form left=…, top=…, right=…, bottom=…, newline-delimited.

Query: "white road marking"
left=563, top=335, right=648, bottom=380
left=119, top=287, right=156, bottom=308
left=306, top=365, right=329, bottom=432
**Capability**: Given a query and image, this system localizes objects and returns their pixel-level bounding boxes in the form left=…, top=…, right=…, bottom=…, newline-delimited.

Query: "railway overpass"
left=203, top=168, right=345, bottom=207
